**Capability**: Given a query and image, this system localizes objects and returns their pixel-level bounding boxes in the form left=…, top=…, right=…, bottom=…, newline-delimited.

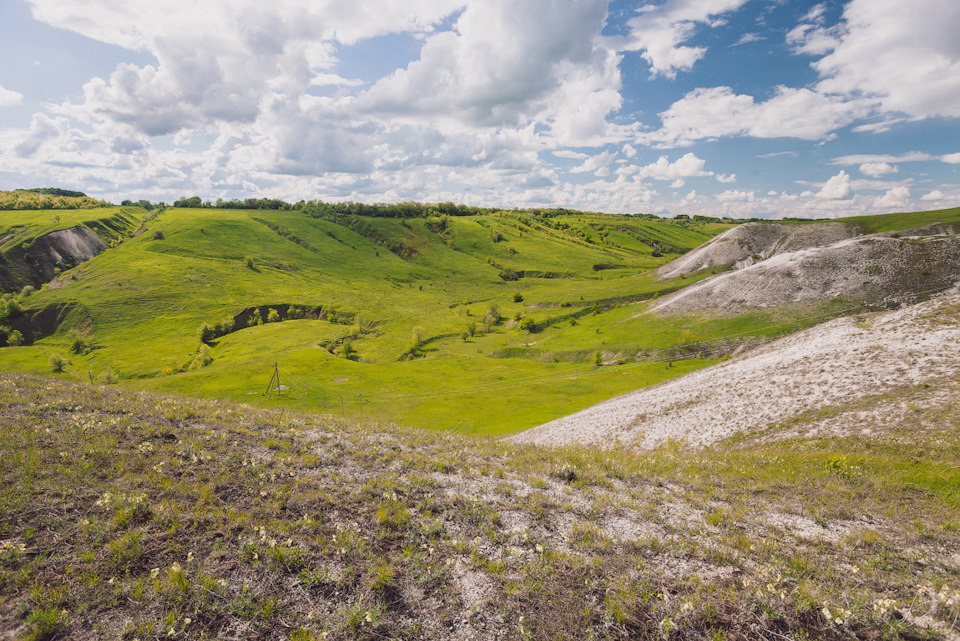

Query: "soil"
left=30, top=226, right=107, bottom=280
left=509, top=292, right=960, bottom=449
left=651, top=224, right=960, bottom=315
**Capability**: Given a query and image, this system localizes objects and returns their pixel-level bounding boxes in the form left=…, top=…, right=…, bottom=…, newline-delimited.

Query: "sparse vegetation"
left=0, top=374, right=956, bottom=640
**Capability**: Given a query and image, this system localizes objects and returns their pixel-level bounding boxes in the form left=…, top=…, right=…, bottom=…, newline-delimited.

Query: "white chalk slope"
left=509, top=292, right=960, bottom=449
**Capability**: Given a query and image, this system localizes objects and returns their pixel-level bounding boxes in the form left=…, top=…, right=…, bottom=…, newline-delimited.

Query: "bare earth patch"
left=511, top=292, right=960, bottom=450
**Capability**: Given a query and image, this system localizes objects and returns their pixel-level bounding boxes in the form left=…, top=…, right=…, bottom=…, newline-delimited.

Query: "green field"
left=0, top=204, right=956, bottom=435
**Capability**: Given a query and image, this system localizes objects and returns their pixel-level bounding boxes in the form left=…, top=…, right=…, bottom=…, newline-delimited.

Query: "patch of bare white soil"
left=510, top=292, right=960, bottom=449
left=652, top=224, right=960, bottom=315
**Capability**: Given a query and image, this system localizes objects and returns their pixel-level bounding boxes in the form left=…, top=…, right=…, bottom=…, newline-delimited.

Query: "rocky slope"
left=511, top=291, right=960, bottom=449
left=651, top=223, right=959, bottom=315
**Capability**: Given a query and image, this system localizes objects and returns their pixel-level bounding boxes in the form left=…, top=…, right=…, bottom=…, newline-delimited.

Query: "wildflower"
left=108, top=577, right=115, bottom=585
left=186, top=552, right=194, bottom=562
left=170, top=562, right=182, bottom=573
left=365, top=611, right=373, bottom=623
left=150, top=568, right=160, bottom=579
left=183, top=618, right=191, bottom=626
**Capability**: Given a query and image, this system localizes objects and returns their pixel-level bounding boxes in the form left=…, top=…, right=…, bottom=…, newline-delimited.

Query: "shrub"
left=20, top=285, right=35, bottom=297
left=97, top=370, right=117, bottom=384
left=245, top=256, right=255, bottom=269
left=198, top=322, right=216, bottom=343
left=189, top=344, right=213, bottom=370
left=518, top=317, right=537, bottom=332
left=152, top=230, right=165, bottom=240
left=513, top=293, right=524, bottom=303
left=49, top=353, right=66, bottom=373
left=267, top=308, right=280, bottom=323
left=248, top=309, right=262, bottom=327
left=7, top=330, right=23, bottom=347
left=340, top=340, right=357, bottom=360
left=68, top=332, right=88, bottom=355
left=216, top=318, right=235, bottom=335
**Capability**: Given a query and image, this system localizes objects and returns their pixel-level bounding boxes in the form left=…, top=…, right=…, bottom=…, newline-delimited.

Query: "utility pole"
left=265, top=363, right=281, bottom=399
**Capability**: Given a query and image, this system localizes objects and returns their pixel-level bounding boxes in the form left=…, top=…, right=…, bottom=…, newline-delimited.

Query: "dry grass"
left=1, top=373, right=958, bottom=640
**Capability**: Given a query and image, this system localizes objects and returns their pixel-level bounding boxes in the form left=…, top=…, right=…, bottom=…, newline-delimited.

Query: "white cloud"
left=786, top=3, right=841, bottom=56
left=360, top=0, right=619, bottom=145
left=812, top=0, right=960, bottom=120
left=731, top=33, right=764, bottom=47
left=716, top=189, right=754, bottom=202
left=613, top=0, right=750, bottom=78
left=670, top=179, right=685, bottom=188
left=646, top=85, right=861, bottom=147
left=716, top=173, right=736, bottom=183
left=570, top=150, right=616, bottom=177
left=817, top=170, right=854, bottom=200
left=858, top=162, right=897, bottom=177
left=831, top=151, right=934, bottom=165
left=942, top=153, right=960, bottom=164
left=0, top=84, right=24, bottom=107
left=622, top=143, right=637, bottom=158
left=921, top=189, right=945, bottom=201
left=634, top=152, right=712, bottom=180
left=873, top=186, right=911, bottom=209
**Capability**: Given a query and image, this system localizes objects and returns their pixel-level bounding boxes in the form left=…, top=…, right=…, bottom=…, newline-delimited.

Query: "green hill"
left=0, top=205, right=956, bottom=435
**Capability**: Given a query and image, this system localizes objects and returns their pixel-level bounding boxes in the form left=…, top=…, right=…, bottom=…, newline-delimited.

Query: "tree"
left=7, top=330, right=23, bottom=347
left=267, top=308, right=280, bottom=323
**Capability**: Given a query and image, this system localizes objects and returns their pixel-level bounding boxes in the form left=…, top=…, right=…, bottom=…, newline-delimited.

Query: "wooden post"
left=359, top=393, right=363, bottom=420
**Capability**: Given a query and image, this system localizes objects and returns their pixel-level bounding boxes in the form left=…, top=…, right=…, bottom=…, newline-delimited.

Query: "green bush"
left=49, top=353, right=66, bottom=373
left=518, top=317, right=537, bottom=332
left=7, top=330, right=23, bottom=347
left=198, top=322, right=216, bottom=343
left=513, top=293, right=524, bottom=303
left=189, top=344, right=213, bottom=370
left=267, top=308, right=280, bottom=323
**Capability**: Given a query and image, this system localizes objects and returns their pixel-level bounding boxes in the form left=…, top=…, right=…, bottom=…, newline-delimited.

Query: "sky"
left=0, top=0, right=958, bottom=219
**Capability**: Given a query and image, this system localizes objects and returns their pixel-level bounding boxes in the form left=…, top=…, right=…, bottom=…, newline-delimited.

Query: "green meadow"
left=1, top=204, right=956, bottom=435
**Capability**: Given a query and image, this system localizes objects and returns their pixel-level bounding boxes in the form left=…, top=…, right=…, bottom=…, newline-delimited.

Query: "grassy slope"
left=1, top=374, right=956, bottom=640
left=0, top=208, right=739, bottom=434
left=1, top=206, right=957, bottom=435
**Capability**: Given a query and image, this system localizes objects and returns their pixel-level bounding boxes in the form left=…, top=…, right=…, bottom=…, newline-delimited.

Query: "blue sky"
left=0, top=0, right=958, bottom=218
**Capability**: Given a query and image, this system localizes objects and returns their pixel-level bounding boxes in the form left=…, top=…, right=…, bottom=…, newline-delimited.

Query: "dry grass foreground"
left=1, top=374, right=958, bottom=640
left=514, top=292, right=960, bottom=451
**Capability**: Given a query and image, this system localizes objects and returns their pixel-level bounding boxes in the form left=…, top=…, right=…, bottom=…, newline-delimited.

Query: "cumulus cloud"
left=716, top=189, right=754, bottom=202
left=570, top=150, right=616, bottom=177
left=0, top=84, right=24, bottom=107
left=613, top=0, right=750, bottom=78
left=645, top=86, right=861, bottom=147
left=812, top=0, right=960, bottom=120
left=817, top=170, right=854, bottom=200
left=360, top=0, right=619, bottom=144
left=942, top=153, right=960, bottom=164
left=635, top=152, right=712, bottom=180
left=858, top=162, right=897, bottom=177
left=921, top=189, right=945, bottom=201
left=873, top=186, right=911, bottom=209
